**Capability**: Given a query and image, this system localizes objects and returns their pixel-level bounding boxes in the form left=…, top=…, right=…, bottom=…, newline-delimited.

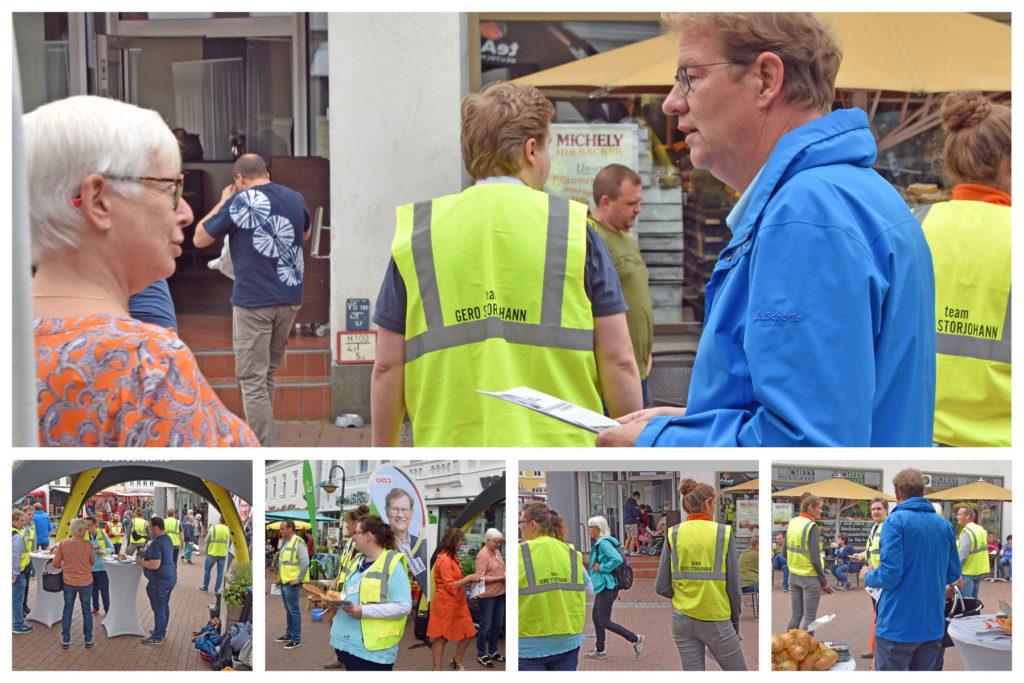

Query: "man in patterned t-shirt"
left=194, top=154, right=311, bottom=446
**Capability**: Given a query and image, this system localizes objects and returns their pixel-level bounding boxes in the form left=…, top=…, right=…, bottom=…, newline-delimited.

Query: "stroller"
left=637, top=529, right=665, bottom=556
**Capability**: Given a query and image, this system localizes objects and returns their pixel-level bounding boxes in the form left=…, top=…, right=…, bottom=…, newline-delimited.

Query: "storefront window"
left=308, top=12, right=329, bottom=158
left=14, top=12, right=71, bottom=112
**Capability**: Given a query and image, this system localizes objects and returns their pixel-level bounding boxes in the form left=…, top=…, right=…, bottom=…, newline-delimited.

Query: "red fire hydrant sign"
left=337, top=330, right=376, bottom=364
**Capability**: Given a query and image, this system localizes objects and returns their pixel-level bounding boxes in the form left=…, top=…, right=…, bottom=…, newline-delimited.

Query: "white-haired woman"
left=474, top=528, right=506, bottom=667
left=586, top=516, right=644, bottom=660
left=52, top=518, right=97, bottom=649
left=24, top=95, right=257, bottom=446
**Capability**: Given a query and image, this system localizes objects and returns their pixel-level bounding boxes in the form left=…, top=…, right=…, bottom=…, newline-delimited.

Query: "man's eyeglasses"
left=387, top=507, right=412, bottom=517
left=71, top=173, right=185, bottom=210
left=674, top=61, right=746, bottom=95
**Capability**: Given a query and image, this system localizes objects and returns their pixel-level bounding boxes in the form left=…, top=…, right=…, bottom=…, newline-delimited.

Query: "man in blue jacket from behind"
left=598, top=13, right=935, bottom=447
left=32, top=504, right=51, bottom=550
left=865, top=468, right=960, bottom=670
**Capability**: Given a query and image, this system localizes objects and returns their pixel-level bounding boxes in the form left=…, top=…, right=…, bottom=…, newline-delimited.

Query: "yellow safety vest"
left=518, top=535, right=586, bottom=637
left=207, top=524, right=229, bottom=558
left=335, top=550, right=410, bottom=651
left=13, top=527, right=30, bottom=572
left=337, top=537, right=360, bottom=583
left=107, top=523, right=123, bottom=543
left=918, top=200, right=1011, bottom=446
left=392, top=183, right=601, bottom=447
left=22, top=523, right=36, bottom=551
left=164, top=518, right=182, bottom=548
left=130, top=518, right=148, bottom=543
left=961, top=522, right=990, bottom=576
left=786, top=516, right=824, bottom=577
left=866, top=520, right=884, bottom=569
left=89, top=531, right=110, bottom=553
left=667, top=520, right=732, bottom=621
left=278, top=535, right=310, bottom=583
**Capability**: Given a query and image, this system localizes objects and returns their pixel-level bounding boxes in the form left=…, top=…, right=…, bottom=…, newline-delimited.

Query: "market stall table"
left=26, top=552, right=63, bottom=628
left=101, top=558, right=146, bottom=637
left=946, top=614, right=1011, bottom=670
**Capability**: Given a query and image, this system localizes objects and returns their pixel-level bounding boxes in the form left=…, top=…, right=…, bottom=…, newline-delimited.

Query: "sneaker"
left=85, top=640, right=94, bottom=649
left=633, top=634, right=645, bottom=658
left=584, top=649, right=607, bottom=659
left=274, top=634, right=291, bottom=642
left=284, top=641, right=301, bottom=650
left=141, top=637, right=164, bottom=645
left=92, top=608, right=99, bottom=614
left=860, top=651, right=874, bottom=659
left=488, top=653, right=505, bottom=663
left=61, top=640, right=70, bottom=650
left=197, top=587, right=208, bottom=592
left=477, top=655, right=494, bottom=668
left=12, top=625, right=33, bottom=634
left=322, top=661, right=344, bottom=670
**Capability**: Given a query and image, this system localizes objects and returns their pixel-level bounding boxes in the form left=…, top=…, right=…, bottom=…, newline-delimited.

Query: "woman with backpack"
left=585, top=516, right=644, bottom=660
left=656, top=479, right=746, bottom=670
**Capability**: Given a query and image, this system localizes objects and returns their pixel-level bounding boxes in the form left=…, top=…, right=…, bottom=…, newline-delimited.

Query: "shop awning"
left=926, top=480, right=1012, bottom=502
left=721, top=479, right=759, bottom=493
left=773, top=477, right=895, bottom=502
left=266, top=520, right=311, bottom=530
left=514, top=13, right=1010, bottom=94
left=265, top=510, right=334, bottom=523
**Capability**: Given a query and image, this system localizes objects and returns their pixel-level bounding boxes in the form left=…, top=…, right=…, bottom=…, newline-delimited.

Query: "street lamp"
left=320, top=465, right=347, bottom=513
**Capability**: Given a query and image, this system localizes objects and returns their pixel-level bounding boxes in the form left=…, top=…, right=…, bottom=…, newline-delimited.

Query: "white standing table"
left=26, top=552, right=63, bottom=628
left=101, top=558, right=146, bottom=637
left=947, top=613, right=1011, bottom=671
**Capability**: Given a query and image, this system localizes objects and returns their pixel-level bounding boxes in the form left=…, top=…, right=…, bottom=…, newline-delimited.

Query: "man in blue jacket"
left=32, top=504, right=51, bottom=551
left=864, top=468, right=960, bottom=671
left=598, top=13, right=935, bottom=447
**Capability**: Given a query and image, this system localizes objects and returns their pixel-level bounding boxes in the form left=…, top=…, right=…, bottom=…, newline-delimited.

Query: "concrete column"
left=328, top=13, right=471, bottom=419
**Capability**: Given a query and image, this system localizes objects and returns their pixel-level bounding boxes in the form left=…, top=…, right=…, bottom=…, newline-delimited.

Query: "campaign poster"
left=369, top=465, right=430, bottom=600
left=545, top=123, right=640, bottom=210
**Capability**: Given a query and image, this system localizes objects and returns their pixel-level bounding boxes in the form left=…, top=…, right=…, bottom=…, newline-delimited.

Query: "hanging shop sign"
left=545, top=123, right=640, bottom=209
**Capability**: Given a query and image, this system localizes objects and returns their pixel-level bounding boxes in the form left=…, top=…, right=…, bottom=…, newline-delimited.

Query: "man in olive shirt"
left=591, top=164, right=653, bottom=405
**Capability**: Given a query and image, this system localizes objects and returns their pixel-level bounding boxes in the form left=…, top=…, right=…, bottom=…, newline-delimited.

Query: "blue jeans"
left=772, top=555, right=789, bottom=589
left=12, top=573, right=28, bottom=628
left=641, top=378, right=650, bottom=407
left=962, top=575, right=982, bottom=600
left=92, top=571, right=110, bottom=612
left=519, top=646, right=579, bottom=671
left=281, top=582, right=302, bottom=642
left=146, top=583, right=173, bottom=640
left=832, top=563, right=850, bottom=586
left=999, top=557, right=1011, bottom=579
left=335, top=649, right=394, bottom=670
left=476, top=594, right=506, bottom=656
left=875, top=637, right=942, bottom=671
left=203, top=554, right=226, bottom=592
left=62, top=584, right=93, bottom=644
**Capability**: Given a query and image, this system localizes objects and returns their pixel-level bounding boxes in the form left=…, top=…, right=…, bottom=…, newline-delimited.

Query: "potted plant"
left=222, top=562, right=252, bottom=625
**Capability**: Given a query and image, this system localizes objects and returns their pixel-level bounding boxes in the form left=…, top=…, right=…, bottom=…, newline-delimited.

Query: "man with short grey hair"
left=194, top=153, right=311, bottom=446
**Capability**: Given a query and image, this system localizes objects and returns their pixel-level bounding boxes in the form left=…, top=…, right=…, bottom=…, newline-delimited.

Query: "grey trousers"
left=233, top=304, right=300, bottom=447
left=788, top=574, right=823, bottom=630
left=670, top=611, right=747, bottom=671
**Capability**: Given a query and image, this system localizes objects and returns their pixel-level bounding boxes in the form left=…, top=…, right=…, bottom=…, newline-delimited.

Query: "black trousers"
left=593, top=588, right=638, bottom=652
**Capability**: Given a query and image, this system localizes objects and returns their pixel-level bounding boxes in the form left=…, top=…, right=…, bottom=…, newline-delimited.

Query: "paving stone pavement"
left=264, top=568, right=505, bottom=671
left=769, top=574, right=1013, bottom=671
left=14, top=553, right=228, bottom=671
left=571, top=576, right=760, bottom=671
left=276, top=421, right=412, bottom=447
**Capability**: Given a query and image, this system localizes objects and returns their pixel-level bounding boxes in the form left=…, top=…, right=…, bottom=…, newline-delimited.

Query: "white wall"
left=327, top=12, right=470, bottom=362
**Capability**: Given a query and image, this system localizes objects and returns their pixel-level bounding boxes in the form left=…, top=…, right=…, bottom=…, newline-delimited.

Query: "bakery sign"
left=545, top=123, right=640, bottom=209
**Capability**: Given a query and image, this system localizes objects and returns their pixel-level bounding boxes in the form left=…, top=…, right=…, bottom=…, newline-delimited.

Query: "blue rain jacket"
left=865, top=497, right=960, bottom=643
left=589, top=536, right=624, bottom=593
left=638, top=108, right=935, bottom=446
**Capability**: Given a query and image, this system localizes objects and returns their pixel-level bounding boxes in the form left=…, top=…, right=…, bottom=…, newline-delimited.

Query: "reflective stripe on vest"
left=164, top=518, right=181, bottom=547
left=207, top=524, right=229, bottom=557
left=14, top=528, right=30, bottom=572
left=358, top=550, right=409, bottom=651
left=962, top=523, right=990, bottom=576
left=867, top=521, right=883, bottom=569
left=786, top=516, right=823, bottom=577
left=131, top=518, right=147, bottom=542
left=518, top=536, right=586, bottom=637
left=666, top=521, right=731, bottom=621
left=23, top=524, right=35, bottom=549
left=278, top=535, right=310, bottom=583
left=393, top=185, right=601, bottom=447
left=918, top=201, right=1011, bottom=446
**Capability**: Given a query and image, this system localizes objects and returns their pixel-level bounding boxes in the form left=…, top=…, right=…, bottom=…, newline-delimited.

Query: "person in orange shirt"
left=52, top=518, right=97, bottom=649
left=427, top=528, right=482, bottom=670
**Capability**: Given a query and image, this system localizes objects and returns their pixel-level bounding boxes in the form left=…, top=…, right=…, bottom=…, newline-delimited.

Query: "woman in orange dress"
left=428, top=527, right=481, bottom=670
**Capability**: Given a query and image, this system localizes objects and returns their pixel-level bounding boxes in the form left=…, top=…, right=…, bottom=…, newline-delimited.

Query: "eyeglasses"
left=673, top=61, right=746, bottom=95
left=71, top=173, right=185, bottom=210
left=388, top=506, right=412, bottom=517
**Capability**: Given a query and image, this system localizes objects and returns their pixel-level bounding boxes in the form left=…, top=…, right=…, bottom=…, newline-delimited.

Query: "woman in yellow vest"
left=786, top=494, right=832, bottom=630
left=518, top=501, right=590, bottom=671
left=340, top=504, right=370, bottom=574
left=104, top=514, right=124, bottom=555
left=854, top=496, right=888, bottom=660
left=656, top=479, right=746, bottom=670
left=329, top=515, right=412, bottom=671
left=918, top=92, right=1011, bottom=447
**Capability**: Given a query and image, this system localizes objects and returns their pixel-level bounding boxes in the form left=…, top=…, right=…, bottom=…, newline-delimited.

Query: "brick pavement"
left=264, top=568, right=505, bottom=671
left=571, top=576, right=759, bottom=671
left=768, top=573, right=1013, bottom=671
left=14, top=554, right=226, bottom=671
left=276, top=421, right=413, bottom=447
